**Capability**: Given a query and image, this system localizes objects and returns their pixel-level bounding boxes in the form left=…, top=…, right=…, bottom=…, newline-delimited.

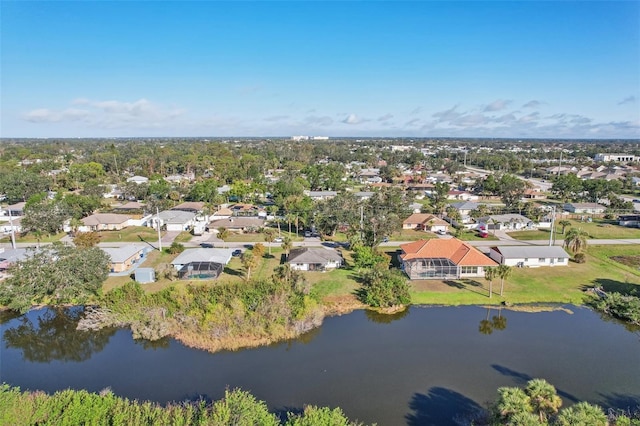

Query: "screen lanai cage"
left=178, top=261, right=223, bottom=280
left=403, top=257, right=460, bottom=280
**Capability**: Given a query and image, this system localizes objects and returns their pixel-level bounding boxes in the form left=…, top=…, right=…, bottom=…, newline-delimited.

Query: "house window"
left=461, top=266, right=477, bottom=274
left=538, top=258, right=546, bottom=262
left=557, top=258, right=565, bottom=263
left=524, top=258, right=529, bottom=262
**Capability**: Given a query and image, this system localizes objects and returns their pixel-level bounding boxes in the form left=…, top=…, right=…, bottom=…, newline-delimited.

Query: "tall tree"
left=484, top=266, right=496, bottom=299
left=240, top=252, right=260, bottom=281
left=558, top=220, right=572, bottom=235
left=564, top=228, right=588, bottom=253
left=263, top=228, right=276, bottom=256
left=525, top=379, right=562, bottom=423
left=496, top=264, right=512, bottom=297
left=0, top=243, right=110, bottom=313
left=281, top=236, right=293, bottom=259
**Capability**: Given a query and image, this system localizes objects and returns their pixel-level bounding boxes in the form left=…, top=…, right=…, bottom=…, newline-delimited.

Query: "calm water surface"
left=1, top=305, right=639, bottom=425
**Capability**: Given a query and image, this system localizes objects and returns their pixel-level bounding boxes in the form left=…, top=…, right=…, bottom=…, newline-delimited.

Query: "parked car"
left=437, top=230, right=447, bottom=235
left=200, top=243, right=214, bottom=248
left=304, top=231, right=312, bottom=237
left=274, top=237, right=283, bottom=243
left=232, top=249, right=242, bottom=257
left=478, top=232, right=489, bottom=238
left=381, top=236, right=389, bottom=243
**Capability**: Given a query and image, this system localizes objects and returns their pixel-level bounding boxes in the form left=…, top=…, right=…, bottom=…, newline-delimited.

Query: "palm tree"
left=240, top=251, right=259, bottom=281
left=558, top=219, right=572, bottom=235
left=263, top=228, right=276, bottom=256
left=564, top=227, right=588, bottom=253
left=555, top=402, right=607, bottom=426
left=525, top=379, right=562, bottom=423
left=69, top=217, right=83, bottom=236
left=281, top=236, right=292, bottom=259
left=496, top=264, right=512, bottom=297
left=217, top=226, right=229, bottom=248
left=484, top=266, right=496, bottom=299
left=493, top=387, right=532, bottom=423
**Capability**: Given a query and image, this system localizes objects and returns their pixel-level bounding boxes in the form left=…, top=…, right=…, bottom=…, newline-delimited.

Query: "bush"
left=166, top=242, right=185, bottom=254
left=358, top=268, right=411, bottom=308
left=573, top=253, right=586, bottom=263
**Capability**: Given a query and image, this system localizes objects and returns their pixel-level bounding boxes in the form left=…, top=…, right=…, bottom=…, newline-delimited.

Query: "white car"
left=274, top=237, right=283, bottom=243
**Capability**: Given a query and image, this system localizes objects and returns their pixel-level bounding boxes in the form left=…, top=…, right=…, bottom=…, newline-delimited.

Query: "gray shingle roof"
left=491, top=246, right=569, bottom=259
left=288, top=247, right=342, bottom=264
left=171, top=248, right=234, bottom=266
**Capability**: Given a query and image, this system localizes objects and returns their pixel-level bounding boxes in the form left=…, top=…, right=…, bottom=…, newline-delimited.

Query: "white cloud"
left=432, top=105, right=463, bottom=123
left=409, top=107, right=422, bottom=115
left=264, top=115, right=289, bottom=122
left=342, top=114, right=363, bottom=125
left=522, top=100, right=543, bottom=109
left=483, top=99, right=511, bottom=112
left=305, top=115, right=333, bottom=126
left=618, top=96, right=637, bottom=105
left=22, top=98, right=185, bottom=129
left=378, top=113, right=394, bottom=122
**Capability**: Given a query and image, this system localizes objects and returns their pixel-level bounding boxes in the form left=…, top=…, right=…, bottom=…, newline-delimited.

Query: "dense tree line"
left=0, top=385, right=364, bottom=426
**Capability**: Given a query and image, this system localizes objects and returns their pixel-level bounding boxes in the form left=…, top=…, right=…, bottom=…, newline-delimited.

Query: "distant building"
left=489, top=246, right=569, bottom=268
left=563, top=203, right=606, bottom=214
left=594, top=153, right=639, bottom=163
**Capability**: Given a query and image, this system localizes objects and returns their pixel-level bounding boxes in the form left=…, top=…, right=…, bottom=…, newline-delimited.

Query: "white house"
left=489, top=246, right=570, bottom=268
left=477, top=214, right=534, bottom=231
left=288, top=247, right=343, bottom=271
left=126, top=175, right=149, bottom=184
left=563, top=203, right=606, bottom=214
left=150, top=210, right=196, bottom=232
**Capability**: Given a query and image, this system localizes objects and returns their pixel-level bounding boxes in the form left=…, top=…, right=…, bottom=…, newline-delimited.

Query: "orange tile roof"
left=400, top=238, right=497, bottom=266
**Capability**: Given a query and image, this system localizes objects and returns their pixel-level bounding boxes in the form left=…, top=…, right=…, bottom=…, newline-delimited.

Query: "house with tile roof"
left=402, top=213, right=449, bottom=233
left=399, top=238, right=497, bottom=280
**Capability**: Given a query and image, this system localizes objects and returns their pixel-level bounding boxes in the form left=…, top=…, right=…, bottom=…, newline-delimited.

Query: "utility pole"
left=557, top=151, right=563, bottom=176
left=360, top=205, right=364, bottom=241
left=549, top=206, right=556, bottom=246
left=156, top=207, right=163, bottom=251
left=8, top=208, right=16, bottom=250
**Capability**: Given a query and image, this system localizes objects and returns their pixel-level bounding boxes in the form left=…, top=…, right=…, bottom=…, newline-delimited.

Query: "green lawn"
left=389, top=229, right=437, bottom=241
left=224, top=230, right=303, bottom=243
left=173, top=231, right=193, bottom=244
left=509, top=219, right=640, bottom=241
left=0, top=232, right=66, bottom=244
left=97, top=226, right=165, bottom=243
left=456, top=230, right=499, bottom=241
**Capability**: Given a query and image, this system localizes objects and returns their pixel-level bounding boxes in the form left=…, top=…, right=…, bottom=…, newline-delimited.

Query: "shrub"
left=358, top=268, right=411, bottom=308
left=573, top=253, right=586, bottom=263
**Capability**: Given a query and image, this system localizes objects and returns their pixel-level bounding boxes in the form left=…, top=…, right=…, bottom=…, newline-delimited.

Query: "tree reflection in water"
left=365, top=307, right=410, bottom=324
left=478, top=307, right=507, bottom=335
left=3, top=307, right=116, bottom=363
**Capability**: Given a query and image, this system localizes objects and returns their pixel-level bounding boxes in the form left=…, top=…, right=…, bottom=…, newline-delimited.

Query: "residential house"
left=113, top=201, right=145, bottom=212
left=209, top=216, right=265, bottom=232
left=594, top=153, right=639, bottom=163
left=306, top=191, right=338, bottom=201
left=563, top=203, right=606, bottom=214
left=399, top=238, right=497, bottom=279
left=0, top=248, right=28, bottom=273
left=171, top=248, right=234, bottom=279
left=288, top=247, right=343, bottom=271
left=402, top=213, right=449, bottom=233
left=5, top=202, right=25, bottom=217
left=447, top=190, right=479, bottom=201
left=150, top=210, right=196, bottom=232
left=354, top=191, right=375, bottom=201
left=101, top=245, right=147, bottom=273
left=80, top=213, right=131, bottom=232
left=126, top=175, right=149, bottom=184
left=171, top=201, right=206, bottom=214
left=477, top=214, right=534, bottom=231
left=0, top=217, right=22, bottom=235
left=618, top=215, right=640, bottom=228
left=488, top=246, right=569, bottom=268
left=450, top=201, right=482, bottom=217
left=523, top=189, right=546, bottom=200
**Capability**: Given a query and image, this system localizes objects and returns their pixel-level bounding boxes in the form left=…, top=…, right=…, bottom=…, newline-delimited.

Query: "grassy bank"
left=510, top=218, right=640, bottom=241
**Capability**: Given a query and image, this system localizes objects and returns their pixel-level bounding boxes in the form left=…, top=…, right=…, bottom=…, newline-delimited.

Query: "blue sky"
left=1, top=1, right=639, bottom=138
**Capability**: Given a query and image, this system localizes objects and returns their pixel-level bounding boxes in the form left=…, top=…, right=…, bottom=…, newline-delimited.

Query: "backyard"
left=509, top=218, right=640, bottom=240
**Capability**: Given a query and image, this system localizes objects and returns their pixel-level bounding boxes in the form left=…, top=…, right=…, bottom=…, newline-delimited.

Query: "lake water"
left=1, top=305, right=639, bottom=425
